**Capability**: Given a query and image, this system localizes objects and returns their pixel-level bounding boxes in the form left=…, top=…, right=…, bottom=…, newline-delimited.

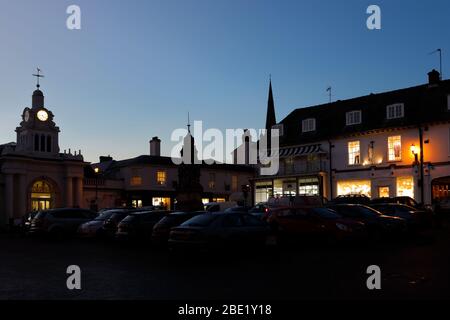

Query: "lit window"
left=337, top=180, right=371, bottom=197
left=156, top=171, right=167, bottom=186
left=346, top=110, right=362, bottom=125
left=272, top=124, right=284, bottom=136
left=209, top=173, right=216, bottom=189
left=447, top=95, right=450, bottom=110
left=348, top=141, right=361, bottom=165
left=302, top=118, right=316, bottom=133
left=130, top=176, right=142, bottom=186
left=397, top=176, right=414, bottom=198
left=132, top=200, right=143, bottom=208
left=231, top=175, right=238, bottom=192
left=386, top=103, right=404, bottom=119
left=378, top=186, right=390, bottom=198
left=388, top=136, right=402, bottom=161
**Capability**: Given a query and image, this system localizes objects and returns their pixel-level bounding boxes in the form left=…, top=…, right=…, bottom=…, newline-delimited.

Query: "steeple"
left=265, top=78, right=276, bottom=130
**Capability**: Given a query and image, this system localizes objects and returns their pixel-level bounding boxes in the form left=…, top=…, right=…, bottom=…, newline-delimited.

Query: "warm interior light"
left=94, top=167, right=100, bottom=174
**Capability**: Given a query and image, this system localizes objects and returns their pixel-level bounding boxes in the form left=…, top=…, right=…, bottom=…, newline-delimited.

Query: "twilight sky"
left=0, top=0, right=449, bottom=163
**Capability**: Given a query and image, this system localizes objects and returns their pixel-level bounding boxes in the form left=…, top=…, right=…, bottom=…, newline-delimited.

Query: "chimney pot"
left=428, top=69, right=441, bottom=85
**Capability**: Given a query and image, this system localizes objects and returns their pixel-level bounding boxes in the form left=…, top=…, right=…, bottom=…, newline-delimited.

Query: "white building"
left=253, top=70, right=450, bottom=206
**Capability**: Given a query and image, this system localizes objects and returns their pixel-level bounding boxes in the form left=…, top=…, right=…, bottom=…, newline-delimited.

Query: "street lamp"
left=94, top=167, right=100, bottom=211
left=410, top=144, right=419, bottom=164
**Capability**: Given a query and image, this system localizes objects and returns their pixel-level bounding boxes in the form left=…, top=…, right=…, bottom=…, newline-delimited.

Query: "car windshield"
left=312, top=208, right=342, bottom=219
left=181, top=214, right=218, bottom=227
left=357, top=206, right=381, bottom=218
left=95, top=211, right=116, bottom=221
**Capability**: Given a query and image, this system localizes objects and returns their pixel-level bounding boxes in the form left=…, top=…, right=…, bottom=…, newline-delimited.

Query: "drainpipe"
left=328, top=140, right=334, bottom=200
left=419, top=127, right=425, bottom=205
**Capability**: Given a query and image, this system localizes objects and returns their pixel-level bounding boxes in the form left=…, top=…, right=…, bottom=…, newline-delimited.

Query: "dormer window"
left=346, top=110, right=361, bottom=126
left=272, top=124, right=284, bottom=136
left=302, top=118, right=316, bottom=133
left=386, top=103, right=404, bottom=119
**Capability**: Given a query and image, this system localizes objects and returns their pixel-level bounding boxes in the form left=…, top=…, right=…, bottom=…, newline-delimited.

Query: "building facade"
left=86, top=137, right=255, bottom=210
left=253, top=70, right=450, bottom=206
left=0, top=86, right=85, bottom=226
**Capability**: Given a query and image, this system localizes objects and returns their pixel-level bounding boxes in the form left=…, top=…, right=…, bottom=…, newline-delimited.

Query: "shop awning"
left=260, top=144, right=325, bottom=160
left=278, top=144, right=324, bottom=158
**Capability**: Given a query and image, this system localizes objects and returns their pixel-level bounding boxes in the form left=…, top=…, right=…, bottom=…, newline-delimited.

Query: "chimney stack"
left=150, top=136, right=161, bottom=157
left=428, top=69, right=441, bottom=85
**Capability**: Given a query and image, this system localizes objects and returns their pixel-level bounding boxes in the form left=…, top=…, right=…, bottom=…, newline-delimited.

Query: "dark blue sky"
left=0, top=0, right=449, bottom=162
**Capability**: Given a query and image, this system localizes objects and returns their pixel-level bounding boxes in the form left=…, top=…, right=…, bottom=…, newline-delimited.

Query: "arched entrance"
left=30, top=179, right=56, bottom=211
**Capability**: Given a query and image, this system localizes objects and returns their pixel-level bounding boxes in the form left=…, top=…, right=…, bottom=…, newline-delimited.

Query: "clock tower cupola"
left=15, top=69, right=60, bottom=156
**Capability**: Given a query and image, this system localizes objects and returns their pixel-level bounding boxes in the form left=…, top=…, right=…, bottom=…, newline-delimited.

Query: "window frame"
left=387, top=135, right=402, bottom=162
left=386, top=103, right=405, bottom=120
left=302, top=118, right=316, bottom=133
left=348, top=140, right=361, bottom=166
left=156, top=170, right=167, bottom=186
left=346, top=110, right=362, bottom=126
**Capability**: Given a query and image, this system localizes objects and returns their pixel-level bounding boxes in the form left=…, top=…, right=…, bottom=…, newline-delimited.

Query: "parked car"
left=248, top=203, right=269, bottom=218
left=267, top=195, right=327, bottom=208
left=29, top=208, right=97, bottom=237
left=152, top=211, right=205, bottom=245
left=204, top=201, right=237, bottom=212
left=264, top=206, right=366, bottom=242
left=371, top=196, right=419, bottom=208
left=369, top=203, right=432, bottom=230
left=169, top=212, right=273, bottom=251
left=329, top=194, right=371, bottom=205
left=116, top=210, right=170, bottom=241
left=21, top=211, right=38, bottom=233
left=77, top=209, right=120, bottom=238
left=102, top=210, right=132, bottom=238
left=224, top=206, right=253, bottom=213
left=327, top=204, right=407, bottom=238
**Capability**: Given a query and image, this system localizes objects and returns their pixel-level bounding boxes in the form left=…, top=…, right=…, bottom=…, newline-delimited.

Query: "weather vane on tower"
left=32, top=68, right=44, bottom=88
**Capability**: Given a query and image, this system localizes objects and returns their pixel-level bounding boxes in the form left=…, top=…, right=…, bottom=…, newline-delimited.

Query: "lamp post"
left=411, top=142, right=424, bottom=205
left=94, top=167, right=100, bottom=211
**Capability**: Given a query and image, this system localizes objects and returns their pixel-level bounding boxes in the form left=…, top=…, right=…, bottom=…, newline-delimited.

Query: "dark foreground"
left=0, top=224, right=449, bottom=300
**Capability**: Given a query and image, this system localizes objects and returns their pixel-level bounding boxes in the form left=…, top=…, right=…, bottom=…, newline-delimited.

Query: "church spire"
left=265, top=77, right=276, bottom=130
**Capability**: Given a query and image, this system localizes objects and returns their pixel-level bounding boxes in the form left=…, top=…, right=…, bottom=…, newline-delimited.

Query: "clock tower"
left=15, top=83, right=60, bottom=156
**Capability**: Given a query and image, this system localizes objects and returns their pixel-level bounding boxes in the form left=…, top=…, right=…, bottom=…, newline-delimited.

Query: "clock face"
left=24, top=110, right=30, bottom=122
left=37, top=110, right=48, bottom=122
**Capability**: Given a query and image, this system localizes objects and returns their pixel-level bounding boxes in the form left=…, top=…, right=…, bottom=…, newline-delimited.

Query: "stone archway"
left=28, top=177, right=60, bottom=211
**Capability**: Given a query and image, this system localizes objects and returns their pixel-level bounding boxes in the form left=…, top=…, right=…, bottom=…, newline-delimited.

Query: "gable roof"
left=279, top=79, right=450, bottom=146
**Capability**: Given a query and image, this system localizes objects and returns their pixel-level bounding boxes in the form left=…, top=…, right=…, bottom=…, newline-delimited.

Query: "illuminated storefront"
left=337, top=180, right=371, bottom=197
left=396, top=176, right=414, bottom=198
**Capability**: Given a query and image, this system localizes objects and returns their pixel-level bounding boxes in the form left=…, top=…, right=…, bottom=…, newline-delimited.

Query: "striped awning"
left=262, top=144, right=325, bottom=160
left=279, top=144, right=324, bottom=158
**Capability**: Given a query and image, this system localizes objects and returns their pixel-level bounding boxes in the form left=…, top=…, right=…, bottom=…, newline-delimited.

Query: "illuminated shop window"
left=378, top=186, right=390, bottom=198
left=397, top=176, right=414, bottom=198
left=337, top=180, right=371, bottom=197
left=132, top=199, right=142, bottom=208
left=298, top=177, right=320, bottom=196
left=388, top=136, right=402, bottom=161
left=255, top=182, right=272, bottom=203
left=348, top=141, right=361, bottom=165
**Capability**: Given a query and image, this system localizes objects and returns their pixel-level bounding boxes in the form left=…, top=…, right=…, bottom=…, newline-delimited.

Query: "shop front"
left=253, top=175, right=323, bottom=204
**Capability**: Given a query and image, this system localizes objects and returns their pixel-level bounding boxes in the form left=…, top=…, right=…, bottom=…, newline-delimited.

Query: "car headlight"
left=336, top=223, right=350, bottom=232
